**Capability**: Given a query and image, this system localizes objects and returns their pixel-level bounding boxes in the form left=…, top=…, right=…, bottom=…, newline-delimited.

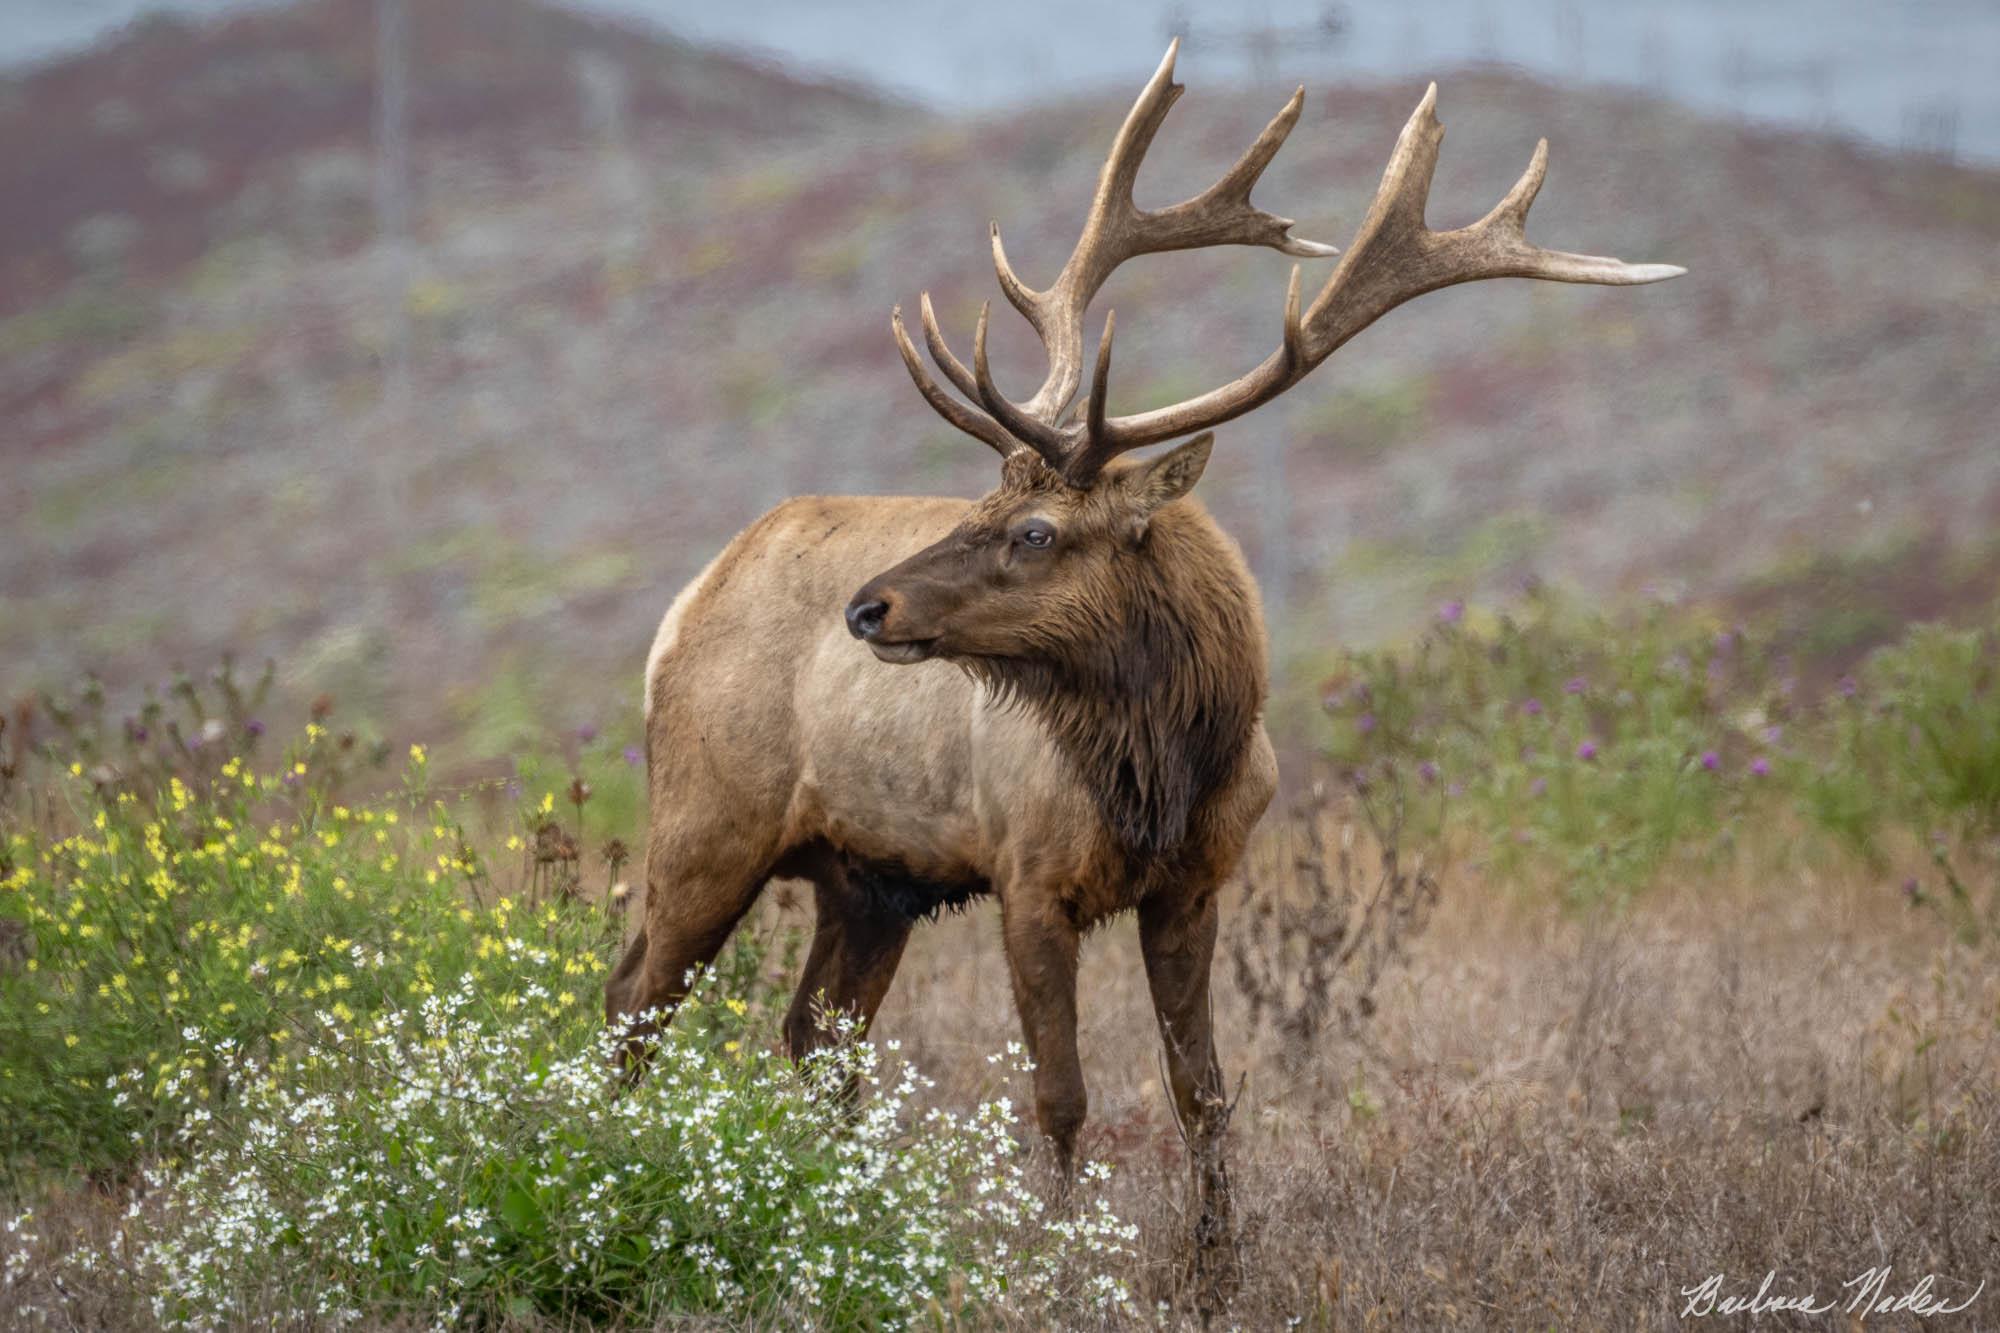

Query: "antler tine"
left=1465, top=138, right=1688, bottom=287
left=1086, top=310, right=1115, bottom=448
left=1062, top=310, right=1121, bottom=484
left=970, top=302, right=1071, bottom=468
left=890, top=306, right=1016, bottom=457
left=1146, top=87, right=1341, bottom=259
left=1085, top=83, right=1684, bottom=462
left=917, top=293, right=979, bottom=399
left=1281, top=263, right=1304, bottom=370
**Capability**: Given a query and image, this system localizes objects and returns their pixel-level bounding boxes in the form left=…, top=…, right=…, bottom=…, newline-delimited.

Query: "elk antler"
left=893, top=38, right=1334, bottom=468
left=893, top=43, right=1684, bottom=483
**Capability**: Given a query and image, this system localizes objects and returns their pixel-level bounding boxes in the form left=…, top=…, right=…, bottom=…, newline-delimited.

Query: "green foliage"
left=0, top=729, right=610, bottom=1183
left=1321, top=593, right=1777, bottom=903
left=1852, top=622, right=2000, bottom=835
left=1319, top=592, right=2000, bottom=918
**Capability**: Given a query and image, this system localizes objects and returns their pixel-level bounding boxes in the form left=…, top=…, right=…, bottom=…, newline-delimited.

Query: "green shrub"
left=1317, top=592, right=2000, bottom=913
left=0, top=728, right=612, bottom=1183
left=1320, top=594, right=1784, bottom=903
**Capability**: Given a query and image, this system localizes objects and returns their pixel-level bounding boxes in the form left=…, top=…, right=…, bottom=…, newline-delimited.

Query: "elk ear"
left=1125, top=432, right=1214, bottom=522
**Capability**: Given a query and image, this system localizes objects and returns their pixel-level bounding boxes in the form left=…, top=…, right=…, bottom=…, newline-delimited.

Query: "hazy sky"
left=7, top=0, right=1997, bottom=162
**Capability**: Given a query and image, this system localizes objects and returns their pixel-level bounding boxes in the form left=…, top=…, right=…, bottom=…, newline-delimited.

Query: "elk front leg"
left=1138, top=888, right=1235, bottom=1264
left=1000, top=899, right=1086, bottom=1180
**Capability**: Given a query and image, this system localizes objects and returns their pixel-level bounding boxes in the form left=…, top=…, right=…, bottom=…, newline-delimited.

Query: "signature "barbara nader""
left=1681, top=1268, right=1984, bottom=1319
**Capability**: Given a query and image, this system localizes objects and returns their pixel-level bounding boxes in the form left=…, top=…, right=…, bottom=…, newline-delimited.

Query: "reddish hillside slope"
left=4, top=1, right=1997, bottom=757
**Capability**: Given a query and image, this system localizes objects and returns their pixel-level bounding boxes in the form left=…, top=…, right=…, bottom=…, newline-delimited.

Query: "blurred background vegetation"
left=3, top=0, right=1997, bottom=805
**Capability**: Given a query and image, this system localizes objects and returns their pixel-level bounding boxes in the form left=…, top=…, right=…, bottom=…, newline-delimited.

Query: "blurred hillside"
left=5, top=0, right=1998, bottom=760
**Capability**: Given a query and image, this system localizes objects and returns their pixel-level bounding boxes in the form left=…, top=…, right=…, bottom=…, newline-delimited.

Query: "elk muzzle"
left=844, top=585, right=937, bottom=664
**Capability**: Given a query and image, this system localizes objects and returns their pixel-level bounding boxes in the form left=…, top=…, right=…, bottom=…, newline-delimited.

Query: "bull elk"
left=608, top=40, right=1679, bottom=1240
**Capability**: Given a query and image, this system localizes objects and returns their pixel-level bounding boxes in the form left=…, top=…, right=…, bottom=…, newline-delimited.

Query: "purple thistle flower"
left=281, top=770, right=300, bottom=786
left=1700, top=750, right=1721, bottom=772
left=1355, top=712, right=1377, bottom=735
left=1437, top=599, right=1464, bottom=625
left=1763, top=724, right=1783, bottom=744
left=575, top=723, right=598, bottom=744
left=1750, top=756, right=1771, bottom=777
left=1530, top=777, right=1548, bottom=797
left=245, top=718, right=265, bottom=737
left=1902, top=877, right=1920, bottom=900
left=1563, top=676, right=1587, bottom=695
left=623, top=745, right=643, bottom=767
left=1838, top=676, right=1859, bottom=698
left=1521, top=698, right=1544, bottom=717
left=1576, top=739, right=1598, bottom=761
left=130, top=724, right=148, bottom=742
left=1417, top=760, right=1439, bottom=784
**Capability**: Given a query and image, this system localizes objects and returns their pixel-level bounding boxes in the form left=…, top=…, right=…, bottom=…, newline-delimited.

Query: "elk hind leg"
left=606, top=830, right=776, bottom=1070
left=782, top=849, right=915, bottom=1062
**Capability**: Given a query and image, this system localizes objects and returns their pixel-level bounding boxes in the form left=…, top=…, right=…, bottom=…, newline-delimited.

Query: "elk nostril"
left=845, top=598, right=889, bottom=640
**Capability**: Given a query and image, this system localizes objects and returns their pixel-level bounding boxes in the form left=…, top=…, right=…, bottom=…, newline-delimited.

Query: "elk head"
left=847, top=40, right=1682, bottom=666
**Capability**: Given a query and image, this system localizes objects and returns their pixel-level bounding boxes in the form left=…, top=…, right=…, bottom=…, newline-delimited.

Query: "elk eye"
left=1017, top=521, right=1056, bottom=550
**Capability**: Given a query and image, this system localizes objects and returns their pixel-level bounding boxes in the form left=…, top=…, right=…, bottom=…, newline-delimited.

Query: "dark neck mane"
left=973, top=509, right=1266, bottom=859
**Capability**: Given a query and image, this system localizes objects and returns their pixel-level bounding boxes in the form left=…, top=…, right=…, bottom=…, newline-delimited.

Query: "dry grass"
left=862, top=807, right=2000, bottom=1329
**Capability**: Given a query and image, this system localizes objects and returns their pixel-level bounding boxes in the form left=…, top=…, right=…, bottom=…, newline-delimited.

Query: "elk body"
left=607, top=41, right=1679, bottom=1241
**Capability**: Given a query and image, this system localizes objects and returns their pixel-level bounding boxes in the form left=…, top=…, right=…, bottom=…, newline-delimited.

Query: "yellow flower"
left=409, top=743, right=427, bottom=766
left=65, top=1034, right=79, bottom=1048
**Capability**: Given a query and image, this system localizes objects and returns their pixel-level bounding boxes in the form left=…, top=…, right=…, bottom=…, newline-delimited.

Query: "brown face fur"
left=846, top=436, right=1262, bottom=858
left=847, top=439, right=1215, bottom=668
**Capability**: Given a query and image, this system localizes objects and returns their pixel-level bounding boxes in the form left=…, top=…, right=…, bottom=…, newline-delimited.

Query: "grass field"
left=3, top=603, right=1995, bottom=1329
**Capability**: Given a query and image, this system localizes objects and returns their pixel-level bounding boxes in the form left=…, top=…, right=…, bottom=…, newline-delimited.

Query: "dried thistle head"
left=310, top=694, right=335, bottom=722
left=533, top=820, right=579, bottom=864
left=568, top=777, right=593, bottom=807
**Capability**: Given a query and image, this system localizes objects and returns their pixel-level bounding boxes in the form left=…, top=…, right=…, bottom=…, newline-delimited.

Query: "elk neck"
left=973, top=501, right=1268, bottom=861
